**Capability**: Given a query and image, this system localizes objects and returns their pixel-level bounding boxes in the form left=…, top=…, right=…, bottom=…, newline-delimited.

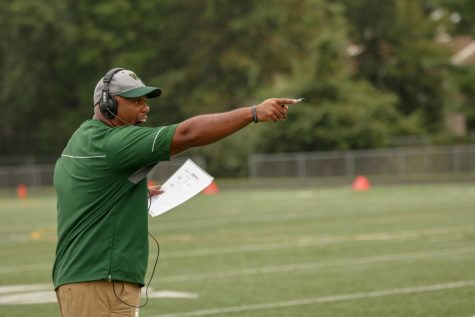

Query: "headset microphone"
left=105, top=107, right=132, bottom=126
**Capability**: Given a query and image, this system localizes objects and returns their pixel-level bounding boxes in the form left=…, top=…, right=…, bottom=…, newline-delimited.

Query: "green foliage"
left=188, top=127, right=258, bottom=177
left=258, top=81, right=400, bottom=152
left=428, top=0, right=475, bottom=34
left=340, top=0, right=454, bottom=132
left=0, top=0, right=76, bottom=154
left=0, top=0, right=474, bottom=175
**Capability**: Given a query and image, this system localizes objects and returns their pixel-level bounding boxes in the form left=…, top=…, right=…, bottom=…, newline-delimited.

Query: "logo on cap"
left=128, top=72, right=140, bottom=81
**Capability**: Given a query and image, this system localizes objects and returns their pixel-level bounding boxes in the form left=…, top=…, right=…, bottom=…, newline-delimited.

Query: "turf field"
left=1, top=184, right=475, bottom=317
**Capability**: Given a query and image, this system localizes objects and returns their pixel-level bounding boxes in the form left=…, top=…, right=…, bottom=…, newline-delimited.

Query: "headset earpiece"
left=99, top=93, right=117, bottom=120
left=99, top=68, right=124, bottom=120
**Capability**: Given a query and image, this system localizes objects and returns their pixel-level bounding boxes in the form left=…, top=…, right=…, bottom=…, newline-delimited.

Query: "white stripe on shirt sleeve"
left=61, top=154, right=106, bottom=159
left=151, top=127, right=166, bottom=152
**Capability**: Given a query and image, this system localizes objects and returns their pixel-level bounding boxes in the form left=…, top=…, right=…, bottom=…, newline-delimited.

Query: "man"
left=53, top=68, right=298, bottom=317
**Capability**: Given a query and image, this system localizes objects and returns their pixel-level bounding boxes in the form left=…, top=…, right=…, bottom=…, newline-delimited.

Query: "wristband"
left=252, top=105, right=258, bottom=123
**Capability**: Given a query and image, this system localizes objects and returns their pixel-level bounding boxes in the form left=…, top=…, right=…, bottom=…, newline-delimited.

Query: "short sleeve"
left=104, top=124, right=177, bottom=172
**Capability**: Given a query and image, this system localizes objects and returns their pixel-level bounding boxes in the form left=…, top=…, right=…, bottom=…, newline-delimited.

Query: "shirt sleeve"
left=104, top=124, right=177, bottom=172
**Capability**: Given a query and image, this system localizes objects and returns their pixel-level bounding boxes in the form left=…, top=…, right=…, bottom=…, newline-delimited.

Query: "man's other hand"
left=148, top=185, right=164, bottom=196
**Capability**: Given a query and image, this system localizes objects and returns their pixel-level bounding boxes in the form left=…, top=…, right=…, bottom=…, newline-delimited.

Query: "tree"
left=339, top=0, right=453, bottom=133
left=0, top=0, right=76, bottom=155
left=253, top=0, right=403, bottom=154
left=2, top=0, right=471, bottom=177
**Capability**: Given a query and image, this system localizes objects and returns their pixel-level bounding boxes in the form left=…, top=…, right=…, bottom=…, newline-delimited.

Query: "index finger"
left=274, top=98, right=302, bottom=105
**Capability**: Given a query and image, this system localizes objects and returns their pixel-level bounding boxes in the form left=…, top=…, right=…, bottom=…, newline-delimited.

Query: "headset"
left=99, top=68, right=125, bottom=120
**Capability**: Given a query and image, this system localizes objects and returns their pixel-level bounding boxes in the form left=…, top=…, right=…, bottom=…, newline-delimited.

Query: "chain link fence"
left=0, top=156, right=206, bottom=188
left=249, top=145, right=475, bottom=184
left=1, top=145, right=475, bottom=188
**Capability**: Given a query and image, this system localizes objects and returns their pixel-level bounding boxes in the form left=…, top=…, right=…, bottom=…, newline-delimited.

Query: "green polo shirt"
left=52, top=119, right=177, bottom=289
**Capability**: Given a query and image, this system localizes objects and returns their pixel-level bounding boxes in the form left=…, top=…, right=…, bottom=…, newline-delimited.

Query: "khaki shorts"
left=56, top=280, right=141, bottom=317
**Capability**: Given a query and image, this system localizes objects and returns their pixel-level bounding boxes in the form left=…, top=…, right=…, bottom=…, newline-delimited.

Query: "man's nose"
left=143, top=104, right=150, bottom=113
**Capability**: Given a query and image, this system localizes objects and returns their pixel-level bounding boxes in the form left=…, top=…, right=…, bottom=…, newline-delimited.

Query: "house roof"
left=450, top=35, right=475, bottom=65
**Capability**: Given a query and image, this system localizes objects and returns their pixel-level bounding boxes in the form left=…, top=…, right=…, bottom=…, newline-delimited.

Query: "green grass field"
left=1, top=184, right=475, bottom=317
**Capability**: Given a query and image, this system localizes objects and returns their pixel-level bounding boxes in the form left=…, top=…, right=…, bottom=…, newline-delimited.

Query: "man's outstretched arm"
left=170, top=98, right=299, bottom=156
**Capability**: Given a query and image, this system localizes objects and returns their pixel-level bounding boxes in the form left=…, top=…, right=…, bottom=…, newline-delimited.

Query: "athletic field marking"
left=30, top=226, right=56, bottom=241
left=0, top=291, right=57, bottom=305
left=157, top=246, right=475, bottom=283
left=160, top=226, right=475, bottom=259
left=0, top=223, right=53, bottom=236
left=147, top=290, right=199, bottom=299
left=3, top=246, right=471, bottom=276
left=0, top=284, right=198, bottom=305
left=3, top=246, right=471, bottom=278
left=1, top=226, right=475, bottom=273
left=154, top=207, right=425, bottom=231
left=0, top=264, right=51, bottom=274
left=151, top=280, right=475, bottom=317
left=0, top=284, right=50, bottom=295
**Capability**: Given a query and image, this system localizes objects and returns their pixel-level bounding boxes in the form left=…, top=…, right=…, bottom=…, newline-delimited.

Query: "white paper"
left=148, top=159, right=214, bottom=217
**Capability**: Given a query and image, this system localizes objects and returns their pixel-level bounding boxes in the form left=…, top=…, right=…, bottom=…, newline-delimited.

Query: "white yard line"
left=151, top=280, right=475, bottom=317
left=1, top=247, right=475, bottom=306
left=0, top=291, right=57, bottom=305
left=0, top=285, right=198, bottom=305
left=1, top=226, right=475, bottom=274
left=0, top=284, right=51, bottom=295
left=1, top=245, right=462, bottom=276
left=157, top=246, right=475, bottom=283
left=147, top=291, right=198, bottom=299
left=0, top=264, right=51, bottom=274
left=160, top=226, right=475, bottom=259
left=4, top=246, right=473, bottom=279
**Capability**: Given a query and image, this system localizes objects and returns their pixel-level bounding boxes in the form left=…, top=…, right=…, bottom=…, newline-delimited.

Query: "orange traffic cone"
left=203, top=182, right=219, bottom=195
left=17, top=184, right=28, bottom=199
left=352, top=176, right=371, bottom=191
